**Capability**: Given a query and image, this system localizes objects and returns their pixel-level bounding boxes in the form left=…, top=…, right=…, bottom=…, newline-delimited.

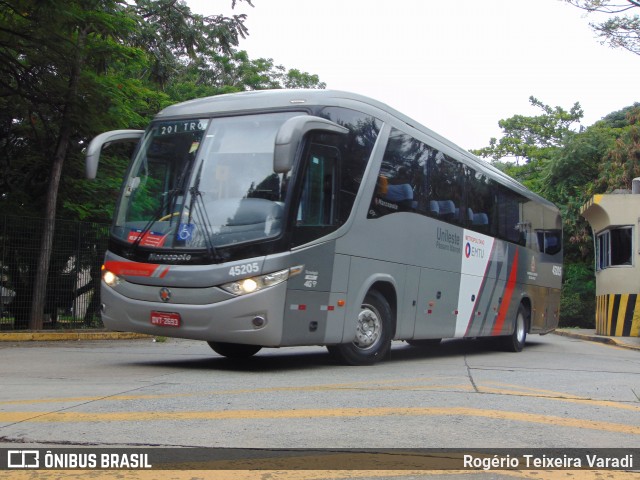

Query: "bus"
left=86, top=89, right=563, bottom=365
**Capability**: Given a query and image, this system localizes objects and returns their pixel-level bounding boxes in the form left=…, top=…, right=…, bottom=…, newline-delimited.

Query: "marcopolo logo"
left=148, top=253, right=192, bottom=262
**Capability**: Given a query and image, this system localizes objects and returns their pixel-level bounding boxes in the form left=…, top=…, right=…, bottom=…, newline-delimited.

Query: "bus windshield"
left=112, top=111, right=301, bottom=251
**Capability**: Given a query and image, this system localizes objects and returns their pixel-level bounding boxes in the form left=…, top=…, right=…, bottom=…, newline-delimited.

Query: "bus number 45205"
left=229, top=263, right=260, bottom=277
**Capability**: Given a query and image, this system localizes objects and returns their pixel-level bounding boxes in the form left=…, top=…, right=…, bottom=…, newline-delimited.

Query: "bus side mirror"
left=274, top=116, right=348, bottom=173
left=85, top=129, right=144, bottom=179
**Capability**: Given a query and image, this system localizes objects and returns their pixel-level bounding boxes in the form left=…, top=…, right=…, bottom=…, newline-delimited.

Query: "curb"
left=553, top=330, right=640, bottom=352
left=0, top=331, right=150, bottom=342
left=1, top=330, right=637, bottom=351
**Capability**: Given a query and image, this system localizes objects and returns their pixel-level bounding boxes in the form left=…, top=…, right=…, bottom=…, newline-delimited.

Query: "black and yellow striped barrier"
left=596, top=294, right=640, bottom=337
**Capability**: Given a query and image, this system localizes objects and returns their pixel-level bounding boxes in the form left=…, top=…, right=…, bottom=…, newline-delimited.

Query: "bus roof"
left=156, top=89, right=557, bottom=211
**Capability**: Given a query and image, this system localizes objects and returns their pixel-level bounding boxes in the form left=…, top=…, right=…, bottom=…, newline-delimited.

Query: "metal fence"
left=0, top=215, right=109, bottom=331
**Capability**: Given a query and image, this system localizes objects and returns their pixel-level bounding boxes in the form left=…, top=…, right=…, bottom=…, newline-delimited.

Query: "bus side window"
left=426, top=152, right=464, bottom=226
left=495, top=187, right=527, bottom=246
left=464, top=166, right=493, bottom=234
left=368, top=128, right=429, bottom=218
left=291, top=142, right=342, bottom=247
left=296, top=144, right=339, bottom=227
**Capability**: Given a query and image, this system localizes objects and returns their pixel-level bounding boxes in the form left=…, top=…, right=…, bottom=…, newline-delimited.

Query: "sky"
left=187, top=0, right=640, bottom=151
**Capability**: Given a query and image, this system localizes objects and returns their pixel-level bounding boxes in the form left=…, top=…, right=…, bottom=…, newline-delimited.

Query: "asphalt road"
left=0, top=333, right=638, bottom=479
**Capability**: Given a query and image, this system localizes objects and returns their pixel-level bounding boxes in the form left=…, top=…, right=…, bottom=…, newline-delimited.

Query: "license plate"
left=150, top=311, right=181, bottom=327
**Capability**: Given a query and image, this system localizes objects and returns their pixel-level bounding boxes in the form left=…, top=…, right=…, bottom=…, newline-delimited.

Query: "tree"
left=0, top=0, right=324, bottom=329
left=565, top=0, right=640, bottom=55
left=0, top=0, right=154, bottom=328
left=470, top=97, right=583, bottom=195
left=543, top=103, right=640, bottom=233
left=471, top=96, right=583, bottom=164
left=540, top=106, right=640, bottom=326
left=540, top=121, right=615, bottom=256
left=595, top=106, right=640, bottom=192
left=473, top=98, right=639, bottom=327
left=164, top=50, right=326, bottom=103
left=124, top=0, right=253, bottom=89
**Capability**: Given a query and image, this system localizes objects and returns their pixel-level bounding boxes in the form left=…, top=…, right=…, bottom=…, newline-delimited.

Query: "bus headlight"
left=220, top=266, right=303, bottom=296
left=102, top=268, right=120, bottom=287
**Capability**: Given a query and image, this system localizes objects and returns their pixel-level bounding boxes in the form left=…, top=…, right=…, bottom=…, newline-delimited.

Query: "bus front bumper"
left=100, top=281, right=287, bottom=346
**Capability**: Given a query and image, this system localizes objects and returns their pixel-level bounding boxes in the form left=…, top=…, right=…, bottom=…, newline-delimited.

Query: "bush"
left=559, top=261, right=596, bottom=328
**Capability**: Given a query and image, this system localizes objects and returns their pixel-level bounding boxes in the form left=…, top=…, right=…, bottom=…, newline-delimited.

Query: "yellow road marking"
left=1, top=407, right=639, bottom=435
left=481, top=380, right=614, bottom=399
left=1, top=378, right=637, bottom=414
left=477, top=386, right=640, bottom=412
left=0, top=383, right=476, bottom=406
left=0, top=377, right=468, bottom=406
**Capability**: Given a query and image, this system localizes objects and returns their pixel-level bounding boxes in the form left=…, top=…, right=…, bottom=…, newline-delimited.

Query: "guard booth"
left=580, top=180, right=640, bottom=337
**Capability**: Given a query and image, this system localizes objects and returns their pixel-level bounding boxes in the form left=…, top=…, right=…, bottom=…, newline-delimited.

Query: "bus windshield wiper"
left=130, top=155, right=196, bottom=254
left=130, top=188, right=181, bottom=252
left=188, top=160, right=219, bottom=262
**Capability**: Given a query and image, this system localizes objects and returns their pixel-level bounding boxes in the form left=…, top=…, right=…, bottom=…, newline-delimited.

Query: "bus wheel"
left=327, top=290, right=392, bottom=366
left=207, top=342, right=262, bottom=359
left=501, top=304, right=529, bottom=352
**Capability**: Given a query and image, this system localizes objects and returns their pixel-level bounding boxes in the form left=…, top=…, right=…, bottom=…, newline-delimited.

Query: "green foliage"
left=0, top=0, right=325, bottom=326
left=62, top=148, right=131, bottom=222
left=475, top=98, right=640, bottom=327
left=163, top=51, right=326, bottom=103
left=541, top=121, right=619, bottom=261
left=471, top=96, right=583, bottom=164
left=559, top=262, right=596, bottom=328
left=595, top=107, right=640, bottom=192
left=600, top=102, right=640, bottom=127
left=0, top=0, right=157, bottom=216
left=0, top=0, right=325, bottom=222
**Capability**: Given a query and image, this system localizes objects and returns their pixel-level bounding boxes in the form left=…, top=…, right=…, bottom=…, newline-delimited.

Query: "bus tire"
left=501, top=304, right=529, bottom=352
left=327, top=290, right=392, bottom=366
left=207, top=342, right=262, bottom=359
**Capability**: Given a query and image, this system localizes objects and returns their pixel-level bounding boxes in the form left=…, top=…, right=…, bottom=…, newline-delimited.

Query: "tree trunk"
left=28, top=153, right=66, bottom=330
left=28, top=29, right=87, bottom=330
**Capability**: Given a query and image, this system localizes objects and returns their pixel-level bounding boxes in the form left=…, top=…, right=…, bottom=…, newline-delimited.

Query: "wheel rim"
left=516, top=312, right=526, bottom=344
left=354, top=303, right=382, bottom=350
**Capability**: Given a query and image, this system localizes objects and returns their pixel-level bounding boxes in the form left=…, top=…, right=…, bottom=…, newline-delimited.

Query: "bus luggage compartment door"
left=414, top=268, right=459, bottom=340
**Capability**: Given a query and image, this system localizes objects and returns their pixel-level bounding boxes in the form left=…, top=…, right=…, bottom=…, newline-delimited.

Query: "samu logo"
left=7, top=450, right=39, bottom=468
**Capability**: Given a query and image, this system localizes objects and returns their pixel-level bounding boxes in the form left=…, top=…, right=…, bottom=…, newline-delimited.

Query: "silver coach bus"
left=86, top=90, right=562, bottom=365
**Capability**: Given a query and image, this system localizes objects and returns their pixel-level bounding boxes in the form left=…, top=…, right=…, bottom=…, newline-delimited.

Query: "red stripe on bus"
left=464, top=241, right=497, bottom=337
left=105, top=261, right=165, bottom=278
left=492, top=249, right=519, bottom=335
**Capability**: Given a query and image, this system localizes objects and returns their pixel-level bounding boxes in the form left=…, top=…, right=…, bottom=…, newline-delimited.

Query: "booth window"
left=596, top=226, right=633, bottom=270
